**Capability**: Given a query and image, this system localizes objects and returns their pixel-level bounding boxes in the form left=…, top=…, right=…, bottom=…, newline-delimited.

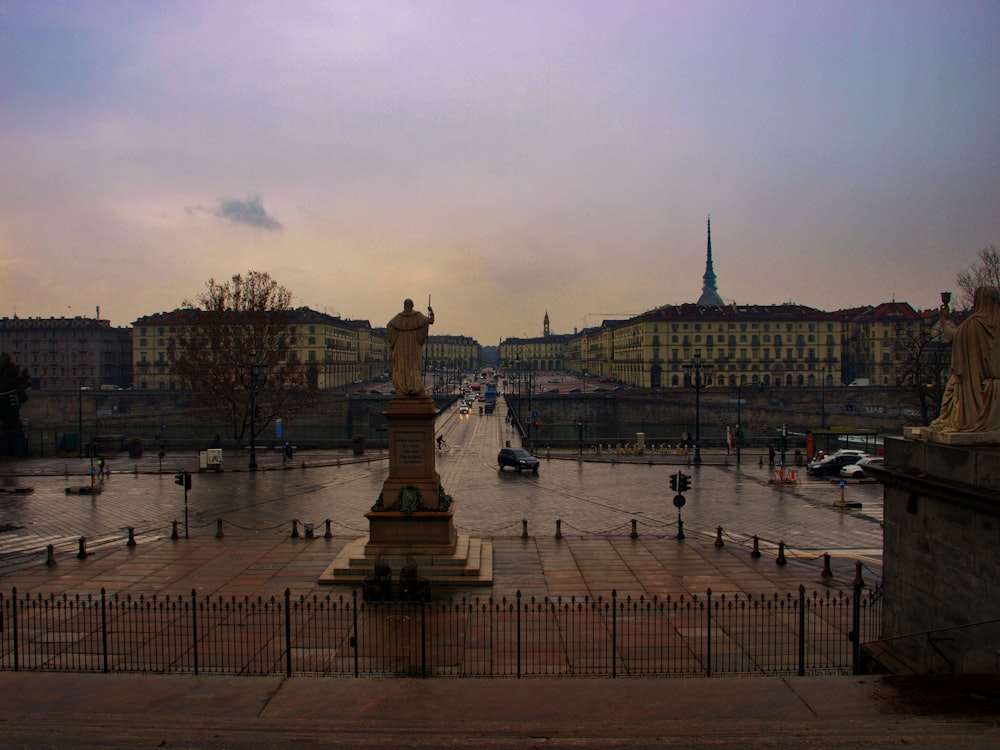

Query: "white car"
left=840, top=456, right=884, bottom=478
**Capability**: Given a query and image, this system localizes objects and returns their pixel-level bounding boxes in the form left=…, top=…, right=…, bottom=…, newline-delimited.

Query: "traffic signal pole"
left=175, top=471, right=191, bottom=538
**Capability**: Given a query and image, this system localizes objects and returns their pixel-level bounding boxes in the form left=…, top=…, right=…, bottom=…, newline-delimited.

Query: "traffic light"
left=669, top=473, right=678, bottom=492
left=8, top=393, right=18, bottom=407
left=678, top=472, right=691, bottom=493
left=174, top=472, right=191, bottom=490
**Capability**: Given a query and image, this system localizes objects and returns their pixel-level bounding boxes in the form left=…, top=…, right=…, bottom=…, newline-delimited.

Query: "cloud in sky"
left=203, top=195, right=283, bottom=231
left=0, top=1, right=997, bottom=343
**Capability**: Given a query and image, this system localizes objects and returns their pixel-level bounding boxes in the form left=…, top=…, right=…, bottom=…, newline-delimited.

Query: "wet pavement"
left=1, top=401, right=994, bottom=748
left=0, top=399, right=884, bottom=599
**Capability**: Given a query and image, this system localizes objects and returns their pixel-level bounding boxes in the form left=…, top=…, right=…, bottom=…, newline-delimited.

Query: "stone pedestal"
left=866, top=436, right=1000, bottom=674
left=368, top=394, right=456, bottom=554
left=319, top=394, right=492, bottom=587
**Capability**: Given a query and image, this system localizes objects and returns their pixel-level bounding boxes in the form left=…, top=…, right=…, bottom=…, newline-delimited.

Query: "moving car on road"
left=497, top=447, right=539, bottom=473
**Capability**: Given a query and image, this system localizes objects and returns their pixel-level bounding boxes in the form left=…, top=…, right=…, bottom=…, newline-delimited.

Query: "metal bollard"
left=521, top=518, right=529, bottom=539
left=630, top=519, right=638, bottom=539
left=555, top=519, right=563, bottom=540
left=821, top=553, right=833, bottom=578
left=215, top=519, right=225, bottom=539
left=715, top=526, right=725, bottom=547
left=304, top=523, right=314, bottom=539
left=171, top=520, right=179, bottom=541
left=78, top=537, right=89, bottom=559
left=852, top=561, right=865, bottom=589
left=291, top=519, right=300, bottom=539
left=324, top=519, right=333, bottom=539
left=776, top=541, right=787, bottom=566
left=46, top=544, right=56, bottom=566
left=126, top=527, right=137, bottom=548
left=751, top=535, right=762, bottom=558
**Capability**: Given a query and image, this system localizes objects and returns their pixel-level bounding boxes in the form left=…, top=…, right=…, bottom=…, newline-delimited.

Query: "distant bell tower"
left=697, top=215, right=725, bottom=306
left=544, top=311, right=550, bottom=337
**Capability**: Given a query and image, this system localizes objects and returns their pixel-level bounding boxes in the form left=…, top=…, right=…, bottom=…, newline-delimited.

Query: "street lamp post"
left=238, top=352, right=268, bottom=471
left=736, top=382, right=742, bottom=465
left=820, top=366, right=828, bottom=430
left=683, top=354, right=714, bottom=465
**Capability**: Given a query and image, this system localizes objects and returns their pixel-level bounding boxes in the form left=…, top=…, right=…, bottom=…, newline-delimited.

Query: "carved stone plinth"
left=318, top=394, right=492, bottom=587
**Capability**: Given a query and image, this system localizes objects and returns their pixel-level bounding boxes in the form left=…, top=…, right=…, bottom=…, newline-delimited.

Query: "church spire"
left=697, top=215, right=725, bottom=306
left=543, top=311, right=550, bottom=337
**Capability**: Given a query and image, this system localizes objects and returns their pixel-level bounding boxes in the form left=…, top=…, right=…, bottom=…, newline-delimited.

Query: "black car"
left=497, top=447, right=539, bottom=473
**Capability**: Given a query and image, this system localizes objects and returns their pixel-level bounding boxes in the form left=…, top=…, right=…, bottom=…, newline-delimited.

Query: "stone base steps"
left=318, top=533, right=493, bottom=586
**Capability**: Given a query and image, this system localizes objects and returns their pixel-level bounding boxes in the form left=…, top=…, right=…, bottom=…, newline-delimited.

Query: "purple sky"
left=1, top=1, right=997, bottom=345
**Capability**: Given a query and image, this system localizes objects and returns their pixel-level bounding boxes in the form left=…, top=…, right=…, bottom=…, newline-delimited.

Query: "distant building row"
left=0, top=309, right=482, bottom=391
left=500, top=301, right=938, bottom=389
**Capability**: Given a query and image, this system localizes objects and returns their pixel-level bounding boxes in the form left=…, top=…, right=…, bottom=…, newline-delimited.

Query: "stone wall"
left=508, top=386, right=918, bottom=449
left=20, top=385, right=918, bottom=455
left=876, top=436, right=1000, bottom=673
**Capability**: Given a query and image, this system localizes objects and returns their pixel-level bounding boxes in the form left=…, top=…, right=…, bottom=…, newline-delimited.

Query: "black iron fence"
left=0, top=585, right=881, bottom=678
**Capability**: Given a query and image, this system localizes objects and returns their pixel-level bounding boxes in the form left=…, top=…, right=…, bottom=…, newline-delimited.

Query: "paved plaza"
left=0, top=399, right=884, bottom=599
left=0, top=400, right=997, bottom=748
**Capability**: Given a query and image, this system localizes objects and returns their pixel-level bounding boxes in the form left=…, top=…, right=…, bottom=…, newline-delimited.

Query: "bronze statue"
left=387, top=298, right=434, bottom=396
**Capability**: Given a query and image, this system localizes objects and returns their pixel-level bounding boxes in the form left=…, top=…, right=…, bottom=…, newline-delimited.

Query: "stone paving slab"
left=0, top=672, right=996, bottom=749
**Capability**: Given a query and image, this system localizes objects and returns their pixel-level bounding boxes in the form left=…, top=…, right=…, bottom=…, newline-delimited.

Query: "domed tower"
left=697, top=215, right=725, bottom=306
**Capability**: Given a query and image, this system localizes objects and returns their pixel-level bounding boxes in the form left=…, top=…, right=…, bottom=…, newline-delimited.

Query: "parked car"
left=497, top=447, right=539, bottom=473
left=807, top=449, right=868, bottom=477
left=840, top=456, right=884, bottom=478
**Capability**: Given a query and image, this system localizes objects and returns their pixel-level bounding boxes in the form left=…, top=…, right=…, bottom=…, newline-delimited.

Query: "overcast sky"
left=1, top=1, right=997, bottom=345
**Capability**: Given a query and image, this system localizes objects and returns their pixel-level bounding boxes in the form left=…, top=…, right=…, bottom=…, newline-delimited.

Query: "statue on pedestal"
left=387, top=298, right=434, bottom=397
left=929, top=286, right=1000, bottom=435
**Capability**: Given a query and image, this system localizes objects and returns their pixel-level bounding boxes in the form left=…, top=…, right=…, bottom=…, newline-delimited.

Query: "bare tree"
left=169, top=271, right=317, bottom=441
left=0, top=352, right=31, bottom=452
left=956, top=244, right=1000, bottom=308
left=893, top=312, right=951, bottom=425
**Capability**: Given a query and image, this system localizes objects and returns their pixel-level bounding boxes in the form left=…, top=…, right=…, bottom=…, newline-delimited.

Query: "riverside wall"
left=17, top=386, right=918, bottom=456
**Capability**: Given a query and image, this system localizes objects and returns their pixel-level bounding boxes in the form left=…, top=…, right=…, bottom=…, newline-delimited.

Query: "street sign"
left=276, top=418, right=283, bottom=439
left=673, top=494, right=686, bottom=508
